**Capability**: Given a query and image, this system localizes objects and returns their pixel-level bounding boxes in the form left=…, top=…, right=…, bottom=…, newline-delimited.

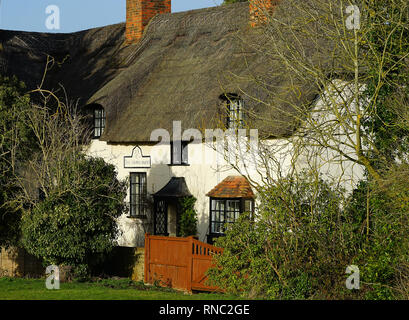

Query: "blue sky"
left=0, top=0, right=224, bottom=33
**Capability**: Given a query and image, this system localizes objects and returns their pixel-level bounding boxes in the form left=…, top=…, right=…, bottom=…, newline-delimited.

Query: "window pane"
left=227, top=99, right=244, bottom=129
left=219, top=200, right=225, bottom=211
left=226, top=200, right=239, bottom=211
left=93, top=108, right=106, bottom=138
left=172, top=142, right=181, bottom=164
left=182, top=142, right=188, bottom=164
left=226, top=200, right=240, bottom=223
left=245, top=200, right=253, bottom=212
left=130, top=173, right=147, bottom=217
left=211, top=199, right=226, bottom=234
left=226, top=211, right=234, bottom=223
left=212, top=222, right=222, bottom=234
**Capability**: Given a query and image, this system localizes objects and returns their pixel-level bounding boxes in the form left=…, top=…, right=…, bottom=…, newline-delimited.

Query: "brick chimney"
left=250, top=0, right=279, bottom=27
left=126, top=0, right=171, bottom=43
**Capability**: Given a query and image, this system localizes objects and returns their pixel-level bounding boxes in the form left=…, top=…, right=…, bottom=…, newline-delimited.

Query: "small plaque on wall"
left=124, top=146, right=151, bottom=168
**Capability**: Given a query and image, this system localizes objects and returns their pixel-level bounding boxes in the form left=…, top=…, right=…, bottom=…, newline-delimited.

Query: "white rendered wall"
left=85, top=139, right=266, bottom=246
left=85, top=135, right=364, bottom=247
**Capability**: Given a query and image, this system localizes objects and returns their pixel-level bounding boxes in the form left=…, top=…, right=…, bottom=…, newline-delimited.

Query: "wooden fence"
left=144, top=234, right=223, bottom=292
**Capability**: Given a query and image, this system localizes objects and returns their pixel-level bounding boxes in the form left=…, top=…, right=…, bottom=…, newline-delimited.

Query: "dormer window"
left=93, top=107, right=105, bottom=139
left=221, top=94, right=245, bottom=130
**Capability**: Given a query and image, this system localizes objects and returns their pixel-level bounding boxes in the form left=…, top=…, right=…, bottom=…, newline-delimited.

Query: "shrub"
left=208, top=168, right=409, bottom=299
left=207, top=172, right=364, bottom=299
left=178, top=196, right=198, bottom=237
left=348, top=166, right=409, bottom=299
left=0, top=76, right=34, bottom=248
left=21, top=155, right=127, bottom=278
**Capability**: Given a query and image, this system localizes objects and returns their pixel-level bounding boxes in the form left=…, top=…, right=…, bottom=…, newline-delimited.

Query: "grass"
left=0, top=277, right=238, bottom=300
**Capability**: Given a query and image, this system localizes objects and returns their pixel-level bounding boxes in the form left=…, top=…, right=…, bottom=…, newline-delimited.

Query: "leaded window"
left=93, top=107, right=105, bottom=138
left=130, top=172, right=147, bottom=218
left=210, top=199, right=241, bottom=234
left=227, top=98, right=244, bottom=130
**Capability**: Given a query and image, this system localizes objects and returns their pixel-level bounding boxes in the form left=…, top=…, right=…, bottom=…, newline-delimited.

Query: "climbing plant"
left=178, top=196, right=198, bottom=237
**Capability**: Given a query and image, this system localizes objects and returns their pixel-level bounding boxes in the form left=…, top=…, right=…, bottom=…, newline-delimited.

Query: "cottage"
left=0, top=0, right=364, bottom=248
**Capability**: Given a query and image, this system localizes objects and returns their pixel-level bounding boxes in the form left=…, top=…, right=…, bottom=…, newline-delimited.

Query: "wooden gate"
left=144, top=234, right=223, bottom=292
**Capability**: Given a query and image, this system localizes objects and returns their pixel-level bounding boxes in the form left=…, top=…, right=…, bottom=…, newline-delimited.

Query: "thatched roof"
left=0, top=23, right=134, bottom=105
left=0, top=2, right=321, bottom=143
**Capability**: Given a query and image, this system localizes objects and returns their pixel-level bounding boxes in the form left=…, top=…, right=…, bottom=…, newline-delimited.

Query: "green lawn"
left=0, top=277, right=237, bottom=300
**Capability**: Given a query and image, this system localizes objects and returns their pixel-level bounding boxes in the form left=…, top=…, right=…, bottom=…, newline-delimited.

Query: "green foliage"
left=207, top=173, right=364, bottom=299
left=362, top=0, right=409, bottom=166
left=0, top=76, right=34, bottom=248
left=21, top=155, right=127, bottom=277
left=178, top=196, right=198, bottom=237
left=347, top=168, right=409, bottom=299
left=208, top=169, right=409, bottom=299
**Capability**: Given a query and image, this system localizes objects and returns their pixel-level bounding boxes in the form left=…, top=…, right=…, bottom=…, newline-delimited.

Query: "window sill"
left=167, top=164, right=190, bottom=167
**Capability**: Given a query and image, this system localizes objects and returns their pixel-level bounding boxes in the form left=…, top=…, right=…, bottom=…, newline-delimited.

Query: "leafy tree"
left=21, top=155, right=127, bottom=277
left=12, top=81, right=128, bottom=277
left=362, top=0, right=409, bottom=165
left=347, top=166, right=409, bottom=299
left=177, top=196, right=198, bottom=237
left=0, top=76, right=33, bottom=247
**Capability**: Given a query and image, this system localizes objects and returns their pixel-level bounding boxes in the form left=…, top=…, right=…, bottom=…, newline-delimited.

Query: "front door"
left=154, top=198, right=182, bottom=236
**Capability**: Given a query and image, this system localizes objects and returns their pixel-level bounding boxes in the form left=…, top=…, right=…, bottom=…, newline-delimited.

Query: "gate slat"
left=144, top=234, right=222, bottom=292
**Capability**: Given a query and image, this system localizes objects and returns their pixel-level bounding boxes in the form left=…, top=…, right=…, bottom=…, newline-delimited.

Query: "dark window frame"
left=169, top=141, right=189, bottom=166
left=129, top=172, right=148, bottom=219
left=220, top=94, right=245, bottom=130
left=209, top=197, right=254, bottom=236
left=93, top=107, right=106, bottom=139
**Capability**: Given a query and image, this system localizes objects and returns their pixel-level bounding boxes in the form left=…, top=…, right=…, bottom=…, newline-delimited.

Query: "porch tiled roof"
left=206, top=176, right=255, bottom=199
